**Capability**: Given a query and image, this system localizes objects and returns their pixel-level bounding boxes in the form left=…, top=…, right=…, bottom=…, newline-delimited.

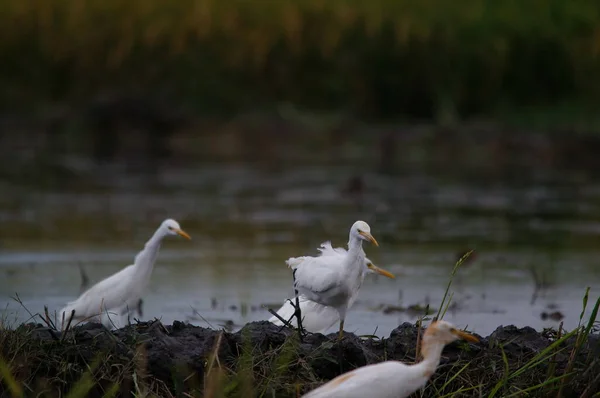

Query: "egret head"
left=350, top=221, right=378, bottom=246
left=365, top=259, right=395, bottom=279
left=424, top=320, right=479, bottom=346
left=161, top=219, right=192, bottom=240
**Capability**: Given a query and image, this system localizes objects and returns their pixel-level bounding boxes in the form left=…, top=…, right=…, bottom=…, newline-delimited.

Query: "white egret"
left=290, top=220, right=380, bottom=339
left=301, top=320, right=479, bottom=398
left=269, top=241, right=395, bottom=333
left=59, top=219, right=191, bottom=329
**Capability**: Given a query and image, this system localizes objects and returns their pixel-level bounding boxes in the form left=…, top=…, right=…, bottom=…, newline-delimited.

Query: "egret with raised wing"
left=301, top=320, right=479, bottom=398
left=290, top=221, right=380, bottom=340
left=59, top=219, right=191, bottom=329
left=269, top=241, right=395, bottom=333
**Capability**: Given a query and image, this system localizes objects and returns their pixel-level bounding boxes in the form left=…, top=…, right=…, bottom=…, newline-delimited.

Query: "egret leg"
left=284, top=298, right=297, bottom=325
left=277, top=298, right=300, bottom=331
left=137, top=299, right=144, bottom=318
left=294, top=295, right=306, bottom=341
left=292, top=269, right=305, bottom=341
left=337, top=320, right=345, bottom=372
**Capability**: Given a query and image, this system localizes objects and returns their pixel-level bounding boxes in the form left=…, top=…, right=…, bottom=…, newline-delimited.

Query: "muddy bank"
left=1, top=320, right=599, bottom=397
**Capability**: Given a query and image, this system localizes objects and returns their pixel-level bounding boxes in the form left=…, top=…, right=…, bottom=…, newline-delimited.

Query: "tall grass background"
left=2, top=0, right=600, bottom=123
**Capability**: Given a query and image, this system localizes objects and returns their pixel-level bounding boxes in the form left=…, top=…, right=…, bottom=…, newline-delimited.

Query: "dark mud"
left=2, top=320, right=599, bottom=397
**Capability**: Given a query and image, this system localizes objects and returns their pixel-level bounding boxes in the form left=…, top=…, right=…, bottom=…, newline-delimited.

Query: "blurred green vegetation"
left=1, top=0, right=600, bottom=121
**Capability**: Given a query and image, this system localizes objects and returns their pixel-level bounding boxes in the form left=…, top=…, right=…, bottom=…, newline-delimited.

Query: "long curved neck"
left=417, top=337, right=446, bottom=379
left=133, top=229, right=165, bottom=276
left=345, top=235, right=366, bottom=278
left=347, top=233, right=363, bottom=252
left=347, top=234, right=364, bottom=254
left=392, top=341, right=444, bottom=393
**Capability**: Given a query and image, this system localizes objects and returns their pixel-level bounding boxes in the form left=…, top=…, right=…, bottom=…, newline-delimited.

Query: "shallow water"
left=1, top=128, right=600, bottom=337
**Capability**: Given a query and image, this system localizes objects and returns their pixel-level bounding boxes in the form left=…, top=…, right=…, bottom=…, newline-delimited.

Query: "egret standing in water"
left=59, top=219, right=191, bottom=329
left=301, top=320, right=479, bottom=398
left=269, top=241, right=394, bottom=333
left=290, top=221, right=379, bottom=340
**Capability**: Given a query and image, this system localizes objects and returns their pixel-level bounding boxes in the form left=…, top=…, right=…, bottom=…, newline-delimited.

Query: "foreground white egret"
left=290, top=221, right=379, bottom=339
left=301, top=320, right=479, bottom=398
left=59, top=219, right=191, bottom=328
left=269, top=241, right=395, bottom=333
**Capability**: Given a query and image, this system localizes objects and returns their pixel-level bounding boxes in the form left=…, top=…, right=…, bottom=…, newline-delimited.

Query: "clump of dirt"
left=1, top=320, right=599, bottom=397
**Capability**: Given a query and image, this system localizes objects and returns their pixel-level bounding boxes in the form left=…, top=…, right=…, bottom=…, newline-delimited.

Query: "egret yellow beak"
left=358, top=231, right=379, bottom=246
left=453, top=329, right=479, bottom=343
left=367, top=263, right=395, bottom=279
left=175, top=229, right=192, bottom=240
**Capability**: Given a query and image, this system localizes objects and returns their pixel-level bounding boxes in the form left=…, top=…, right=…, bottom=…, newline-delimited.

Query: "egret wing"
left=291, top=256, right=344, bottom=300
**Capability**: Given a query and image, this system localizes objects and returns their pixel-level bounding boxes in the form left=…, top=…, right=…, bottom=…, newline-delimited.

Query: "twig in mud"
left=61, top=309, right=76, bottom=337
left=41, top=306, right=58, bottom=330
left=191, top=306, right=215, bottom=329
left=268, top=307, right=296, bottom=332
left=370, top=326, right=379, bottom=338
left=38, top=307, right=60, bottom=341
left=12, top=293, right=38, bottom=324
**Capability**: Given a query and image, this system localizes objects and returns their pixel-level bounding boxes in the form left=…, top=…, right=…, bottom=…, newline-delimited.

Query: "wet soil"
left=3, top=320, right=599, bottom=397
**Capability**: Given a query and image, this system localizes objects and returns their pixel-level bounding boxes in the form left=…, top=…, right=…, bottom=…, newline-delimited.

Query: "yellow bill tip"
left=455, top=330, right=479, bottom=343
left=359, top=231, right=379, bottom=247
left=368, top=264, right=396, bottom=279
left=175, top=229, right=192, bottom=240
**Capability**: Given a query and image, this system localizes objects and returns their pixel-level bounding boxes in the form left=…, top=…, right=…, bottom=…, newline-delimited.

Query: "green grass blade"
left=0, top=355, right=23, bottom=398
left=582, top=295, right=600, bottom=343
left=101, top=383, right=121, bottom=398
left=436, top=250, right=472, bottom=320
left=438, top=361, right=470, bottom=391
left=578, top=287, right=591, bottom=328
left=487, top=345, right=510, bottom=398
left=509, top=330, right=578, bottom=378
left=502, top=373, right=576, bottom=397
left=65, top=355, right=104, bottom=398
left=437, top=385, right=482, bottom=398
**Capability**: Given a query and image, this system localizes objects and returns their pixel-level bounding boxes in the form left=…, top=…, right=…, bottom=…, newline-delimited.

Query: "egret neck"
left=132, top=228, right=165, bottom=284
left=418, top=333, right=450, bottom=379
left=345, top=234, right=366, bottom=290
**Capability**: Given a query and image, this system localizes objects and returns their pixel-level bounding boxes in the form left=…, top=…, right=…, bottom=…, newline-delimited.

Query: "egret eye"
left=449, top=327, right=456, bottom=333
left=168, top=226, right=173, bottom=230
